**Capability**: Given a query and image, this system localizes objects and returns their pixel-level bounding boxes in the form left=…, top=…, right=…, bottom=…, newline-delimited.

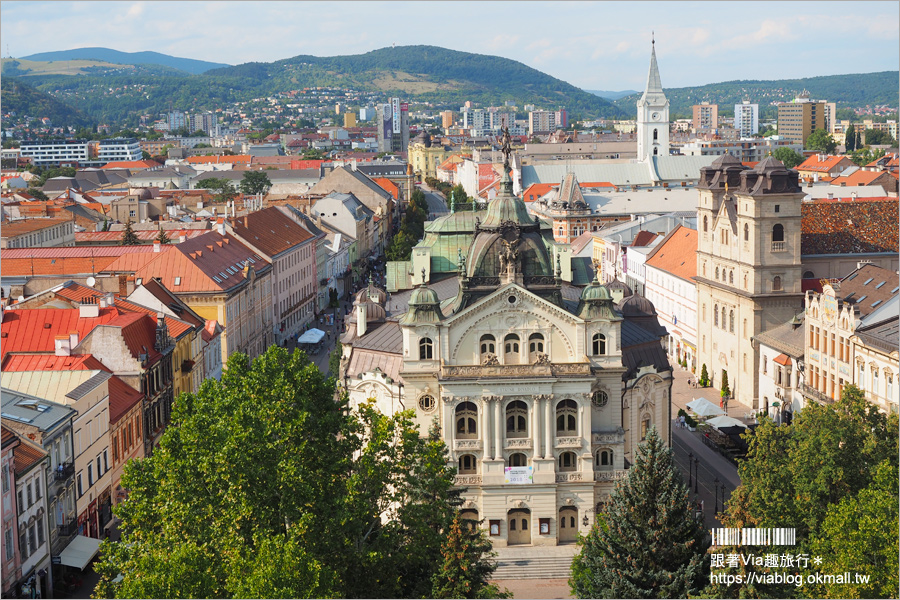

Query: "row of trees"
left=385, top=188, right=430, bottom=261
left=570, top=385, right=898, bottom=599
left=195, top=171, right=273, bottom=203
left=93, top=347, right=508, bottom=599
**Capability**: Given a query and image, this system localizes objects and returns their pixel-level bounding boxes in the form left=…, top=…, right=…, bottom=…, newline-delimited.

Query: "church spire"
left=642, top=35, right=663, bottom=98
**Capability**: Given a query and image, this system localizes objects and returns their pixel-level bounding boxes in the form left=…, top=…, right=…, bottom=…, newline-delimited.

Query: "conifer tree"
left=570, top=427, right=710, bottom=599
left=720, top=370, right=730, bottom=400
left=120, top=219, right=140, bottom=245
left=155, top=227, right=170, bottom=245
left=431, top=512, right=510, bottom=599
left=699, top=364, right=709, bottom=387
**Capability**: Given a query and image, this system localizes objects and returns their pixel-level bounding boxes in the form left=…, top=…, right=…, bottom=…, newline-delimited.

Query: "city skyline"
left=1, top=1, right=898, bottom=91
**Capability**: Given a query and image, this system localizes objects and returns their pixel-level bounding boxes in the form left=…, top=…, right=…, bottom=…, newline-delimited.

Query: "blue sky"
left=1, top=1, right=898, bottom=90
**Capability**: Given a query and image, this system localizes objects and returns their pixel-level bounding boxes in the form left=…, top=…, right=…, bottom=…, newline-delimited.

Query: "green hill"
left=20, top=47, right=229, bottom=75
left=0, top=77, right=93, bottom=127
left=612, top=72, right=899, bottom=119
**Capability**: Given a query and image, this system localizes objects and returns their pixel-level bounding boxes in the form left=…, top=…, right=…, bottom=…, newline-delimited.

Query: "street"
left=417, top=182, right=450, bottom=218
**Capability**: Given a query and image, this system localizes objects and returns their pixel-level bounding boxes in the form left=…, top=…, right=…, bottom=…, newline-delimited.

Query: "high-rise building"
left=167, top=111, right=187, bottom=132
left=441, top=111, right=455, bottom=129
left=344, top=113, right=357, bottom=128
left=635, top=37, right=670, bottom=161
left=776, top=93, right=833, bottom=146
left=692, top=102, right=718, bottom=131
left=555, top=108, right=568, bottom=129
left=376, top=99, right=410, bottom=153
left=734, top=102, right=759, bottom=138
left=528, top=110, right=557, bottom=135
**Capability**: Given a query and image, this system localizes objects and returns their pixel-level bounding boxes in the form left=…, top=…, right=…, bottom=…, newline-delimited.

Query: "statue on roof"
left=500, top=124, right=513, bottom=172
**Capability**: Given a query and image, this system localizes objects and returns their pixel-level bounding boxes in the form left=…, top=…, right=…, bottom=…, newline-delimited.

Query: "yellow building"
left=408, top=131, right=455, bottom=181
left=344, top=112, right=357, bottom=128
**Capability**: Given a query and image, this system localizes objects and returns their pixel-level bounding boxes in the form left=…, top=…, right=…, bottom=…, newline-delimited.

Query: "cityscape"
left=1, top=2, right=898, bottom=599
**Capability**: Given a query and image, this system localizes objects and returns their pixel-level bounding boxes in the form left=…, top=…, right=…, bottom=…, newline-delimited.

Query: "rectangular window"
left=77, top=473, right=83, bottom=497
left=1, top=466, right=8, bottom=494
left=97, top=456, right=102, bottom=477
left=4, top=528, right=12, bottom=561
left=28, top=524, right=36, bottom=555
left=37, top=518, right=44, bottom=547
left=34, top=478, right=41, bottom=501
left=103, top=450, right=108, bottom=473
left=88, top=464, right=93, bottom=487
left=27, top=482, right=33, bottom=507
left=19, top=531, right=27, bottom=560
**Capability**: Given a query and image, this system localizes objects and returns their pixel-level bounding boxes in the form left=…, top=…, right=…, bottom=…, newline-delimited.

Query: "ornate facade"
left=341, top=162, right=672, bottom=546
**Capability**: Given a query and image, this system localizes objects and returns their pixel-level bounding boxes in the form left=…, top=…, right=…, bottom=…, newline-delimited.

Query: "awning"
left=58, top=535, right=102, bottom=570
left=681, top=340, right=696, bottom=351
left=297, top=328, right=325, bottom=344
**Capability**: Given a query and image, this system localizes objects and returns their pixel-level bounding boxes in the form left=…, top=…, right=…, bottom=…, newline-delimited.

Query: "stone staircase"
left=492, top=545, right=577, bottom=580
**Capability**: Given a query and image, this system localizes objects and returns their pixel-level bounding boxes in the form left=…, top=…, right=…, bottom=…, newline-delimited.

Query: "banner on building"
left=391, top=98, right=401, bottom=134
left=382, top=104, right=393, bottom=142
left=504, top=466, right=534, bottom=484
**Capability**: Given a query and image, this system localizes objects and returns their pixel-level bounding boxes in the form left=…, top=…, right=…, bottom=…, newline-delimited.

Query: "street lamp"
left=713, top=477, right=720, bottom=513
left=721, top=482, right=727, bottom=511
left=693, top=456, right=699, bottom=494
left=688, top=452, right=693, bottom=488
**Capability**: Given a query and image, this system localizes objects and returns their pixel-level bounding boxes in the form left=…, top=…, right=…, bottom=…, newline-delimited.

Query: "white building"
left=12, top=436, right=52, bottom=600
left=18, top=140, right=90, bottom=167
left=528, top=110, right=558, bottom=135
left=96, top=138, right=142, bottom=164
left=644, top=225, right=699, bottom=369
left=755, top=314, right=806, bottom=424
left=734, top=102, right=759, bottom=138
left=635, top=38, right=670, bottom=161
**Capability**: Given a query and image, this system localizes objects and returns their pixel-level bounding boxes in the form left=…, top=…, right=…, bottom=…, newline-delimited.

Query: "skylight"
left=857, top=295, right=867, bottom=303
left=174, top=277, right=181, bottom=286
left=212, top=276, right=221, bottom=283
left=875, top=281, right=886, bottom=289
left=871, top=300, right=882, bottom=308
left=863, top=278, right=874, bottom=285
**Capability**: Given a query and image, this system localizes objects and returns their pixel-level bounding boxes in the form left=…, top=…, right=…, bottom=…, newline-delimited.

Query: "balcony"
left=594, top=470, right=628, bottom=482
left=504, top=438, right=533, bottom=450
left=181, top=359, right=195, bottom=374
left=54, top=462, right=75, bottom=481
left=800, top=383, right=834, bottom=405
left=555, top=472, right=585, bottom=483
left=554, top=436, right=583, bottom=449
left=771, top=241, right=786, bottom=252
left=440, top=362, right=592, bottom=380
left=454, top=439, right=482, bottom=452
left=58, top=521, right=77, bottom=537
left=454, top=475, right=482, bottom=486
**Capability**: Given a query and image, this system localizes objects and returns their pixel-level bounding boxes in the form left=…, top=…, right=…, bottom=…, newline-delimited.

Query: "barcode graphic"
left=712, top=528, right=795, bottom=546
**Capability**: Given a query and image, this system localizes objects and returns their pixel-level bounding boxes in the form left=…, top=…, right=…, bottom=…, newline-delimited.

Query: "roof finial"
left=652, top=31, right=655, bottom=45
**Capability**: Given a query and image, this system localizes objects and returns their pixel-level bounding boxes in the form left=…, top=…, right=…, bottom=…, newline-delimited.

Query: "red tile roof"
left=773, top=353, right=792, bottom=366
left=227, top=207, right=314, bottom=258
left=13, top=436, right=47, bottom=476
left=801, top=197, right=899, bottom=255
left=1, top=217, right=72, bottom=237
left=797, top=155, right=853, bottom=173
left=3, top=256, right=122, bottom=277
left=829, top=170, right=891, bottom=187
left=373, top=178, right=399, bottom=200
left=631, top=230, right=659, bottom=248
left=1, top=353, right=110, bottom=372
left=107, top=375, right=143, bottom=424
left=1, top=246, right=164, bottom=259
left=101, top=160, right=161, bottom=170
left=645, top=225, right=698, bottom=281
left=185, top=155, right=252, bottom=165
left=1, top=307, right=123, bottom=360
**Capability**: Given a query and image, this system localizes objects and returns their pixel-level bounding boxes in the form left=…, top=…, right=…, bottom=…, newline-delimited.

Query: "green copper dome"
left=580, top=278, right=611, bottom=302
left=481, top=171, right=534, bottom=228
left=408, top=285, right=440, bottom=306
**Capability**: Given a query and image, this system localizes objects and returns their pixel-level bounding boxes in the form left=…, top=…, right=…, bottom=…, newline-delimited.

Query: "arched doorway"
left=558, top=506, right=578, bottom=544
left=460, top=509, right=479, bottom=531
left=507, top=509, right=531, bottom=545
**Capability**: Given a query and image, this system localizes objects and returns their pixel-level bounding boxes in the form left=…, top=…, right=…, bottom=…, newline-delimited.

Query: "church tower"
left=636, top=35, right=670, bottom=162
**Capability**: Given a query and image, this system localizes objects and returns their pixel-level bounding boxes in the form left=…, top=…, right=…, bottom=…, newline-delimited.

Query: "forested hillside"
left=1, top=78, right=94, bottom=127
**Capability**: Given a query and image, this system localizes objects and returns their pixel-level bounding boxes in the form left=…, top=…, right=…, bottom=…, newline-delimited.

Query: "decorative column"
left=443, top=396, right=455, bottom=452
left=544, top=394, right=554, bottom=461
left=481, top=396, right=492, bottom=460
left=580, top=394, right=592, bottom=450
left=493, top=397, right=502, bottom=461
left=532, top=396, right=544, bottom=459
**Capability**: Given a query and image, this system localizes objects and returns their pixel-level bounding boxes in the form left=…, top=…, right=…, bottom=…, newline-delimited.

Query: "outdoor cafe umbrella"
left=297, top=328, right=326, bottom=344
left=686, top=397, right=725, bottom=418
left=705, top=415, right=748, bottom=430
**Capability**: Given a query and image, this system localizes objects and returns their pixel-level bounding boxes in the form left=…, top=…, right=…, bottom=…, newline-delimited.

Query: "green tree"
left=720, top=369, right=730, bottom=400
left=806, top=128, right=837, bottom=154
left=863, top=128, right=898, bottom=147
left=570, top=428, right=710, bottom=599
left=328, top=342, right=342, bottom=378
left=302, top=147, right=327, bottom=160
left=699, top=364, right=709, bottom=387
left=804, top=461, right=899, bottom=599
left=26, top=187, right=48, bottom=201
left=772, top=146, right=805, bottom=169
left=141, top=150, right=152, bottom=161
left=120, top=219, right=140, bottom=245
left=155, top=228, right=170, bottom=245
left=386, top=230, right=416, bottom=261
left=431, top=513, right=510, bottom=599
left=195, top=177, right=238, bottom=204
left=844, top=124, right=857, bottom=152
left=240, top=170, right=273, bottom=196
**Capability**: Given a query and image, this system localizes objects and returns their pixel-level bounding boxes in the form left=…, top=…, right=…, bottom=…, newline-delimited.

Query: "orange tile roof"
left=185, top=154, right=252, bottom=165
left=2, top=353, right=110, bottom=372
left=2, top=256, right=122, bottom=277
left=1, top=218, right=72, bottom=237
left=829, top=170, right=890, bottom=187
left=107, top=375, right=143, bottom=424
left=773, top=353, right=792, bottom=366
left=522, top=183, right=555, bottom=202
left=373, top=177, right=399, bottom=200
left=645, top=225, right=697, bottom=281
left=227, top=207, right=314, bottom=258
left=101, top=160, right=161, bottom=170
left=0, top=307, right=123, bottom=360
left=13, top=435, right=47, bottom=476
left=797, top=155, right=852, bottom=172
left=801, top=197, right=898, bottom=254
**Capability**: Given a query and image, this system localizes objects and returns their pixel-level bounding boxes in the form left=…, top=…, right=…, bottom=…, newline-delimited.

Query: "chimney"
left=317, top=213, right=323, bottom=229
left=827, top=193, right=833, bottom=200
left=69, top=331, right=79, bottom=349
left=179, top=235, right=186, bottom=244
left=79, top=302, right=100, bottom=318
left=244, top=215, right=249, bottom=228
left=153, top=241, right=161, bottom=252
left=217, top=222, right=226, bottom=235
left=356, top=302, right=367, bottom=337
left=107, top=293, right=115, bottom=306
left=54, top=336, right=71, bottom=357
left=851, top=192, right=857, bottom=200
left=98, top=297, right=108, bottom=309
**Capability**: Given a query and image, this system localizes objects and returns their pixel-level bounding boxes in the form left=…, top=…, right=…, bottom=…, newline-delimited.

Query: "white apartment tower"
left=734, top=102, right=759, bottom=138
left=636, top=37, right=670, bottom=162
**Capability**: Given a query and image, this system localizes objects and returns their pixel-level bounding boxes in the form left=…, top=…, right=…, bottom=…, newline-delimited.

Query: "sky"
left=1, top=1, right=898, bottom=91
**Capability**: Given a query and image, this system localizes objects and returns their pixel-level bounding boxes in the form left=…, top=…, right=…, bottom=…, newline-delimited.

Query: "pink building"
left=2, top=426, right=22, bottom=597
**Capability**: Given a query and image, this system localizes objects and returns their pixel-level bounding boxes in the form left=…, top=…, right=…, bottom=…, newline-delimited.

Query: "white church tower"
left=636, top=35, right=670, bottom=162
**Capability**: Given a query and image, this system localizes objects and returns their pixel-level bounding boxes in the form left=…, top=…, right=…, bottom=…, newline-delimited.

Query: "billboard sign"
left=391, top=98, right=401, bottom=134
left=504, top=466, right=533, bottom=485
left=382, top=104, right=393, bottom=141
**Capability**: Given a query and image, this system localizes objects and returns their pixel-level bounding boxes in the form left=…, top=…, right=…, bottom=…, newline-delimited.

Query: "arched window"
left=703, top=215, right=708, bottom=232
left=744, top=223, right=749, bottom=241
left=721, top=306, right=727, bottom=328
left=456, top=402, right=478, bottom=439
left=653, top=128, right=658, bottom=141
left=729, top=271, right=734, bottom=285
left=595, top=449, right=613, bottom=470
left=803, top=271, right=815, bottom=279
left=592, top=333, right=607, bottom=355
left=729, top=310, right=735, bottom=333
left=528, top=333, right=545, bottom=354
left=558, top=451, right=577, bottom=472
left=458, top=454, right=477, bottom=474
left=714, top=304, right=719, bottom=327
left=715, top=266, right=720, bottom=280
left=558, top=227, right=564, bottom=238
left=556, top=399, right=577, bottom=434
left=641, top=415, right=651, bottom=441
left=504, top=334, right=520, bottom=354
left=702, top=262, right=707, bottom=277
left=508, top=453, right=527, bottom=467
left=872, top=368, right=879, bottom=395
left=773, top=276, right=782, bottom=291
left=506, top=400, right=528, bottom=438
left=419, top=337, right=433, bottom=360
left=480, top=334, right=496, bottom=354
left=772, top=224, right=784, bottom=242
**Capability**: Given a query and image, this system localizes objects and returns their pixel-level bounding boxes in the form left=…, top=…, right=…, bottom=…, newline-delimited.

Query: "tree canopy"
left=239, top=170, right=273, bottom=196
left=806, top=128, right=837, bottom=154
left=772, top=147, right=805, bottom=169
left=195, top=177, right=238, bottom=204
left=93, top=347, right=505, bottom=599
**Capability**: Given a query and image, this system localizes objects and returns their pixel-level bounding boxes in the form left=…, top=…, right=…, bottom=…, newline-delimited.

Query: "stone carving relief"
left=481, top=352, right=499, bottom=366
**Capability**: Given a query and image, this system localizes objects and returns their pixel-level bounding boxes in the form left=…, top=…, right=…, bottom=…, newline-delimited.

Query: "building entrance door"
left=507, top=509, right=531, bottom=545
left=558, top=507, right=578, bottom=544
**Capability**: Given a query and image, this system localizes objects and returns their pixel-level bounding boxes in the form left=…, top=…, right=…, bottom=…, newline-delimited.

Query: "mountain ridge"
left=20, top=47, right=230, bottom=75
